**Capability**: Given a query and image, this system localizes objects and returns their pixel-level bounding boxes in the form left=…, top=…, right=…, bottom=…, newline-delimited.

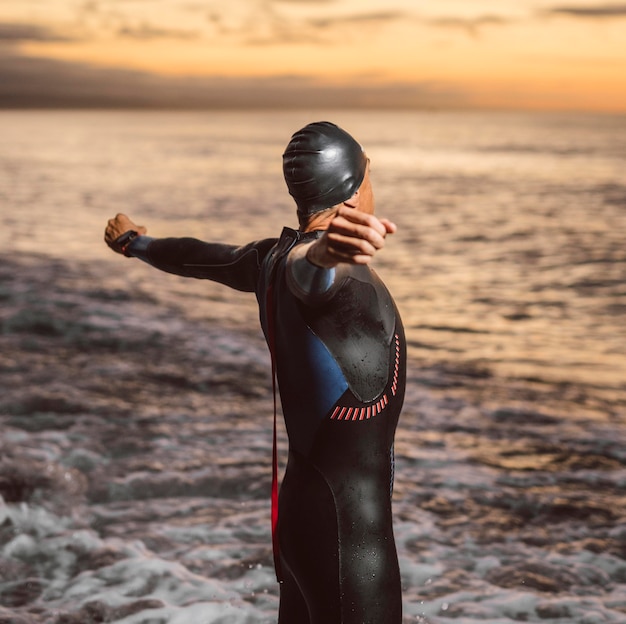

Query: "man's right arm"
left=285, top=206, right=396, bottom=305
left=286, top=241, right=342, bottom=306
left=305, top=206, right=396, bottom=268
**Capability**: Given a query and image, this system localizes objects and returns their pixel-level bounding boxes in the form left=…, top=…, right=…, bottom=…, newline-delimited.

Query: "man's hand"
left=306, top=206, right=396, bottom=268
left=104, top=213, right=148, bottom=255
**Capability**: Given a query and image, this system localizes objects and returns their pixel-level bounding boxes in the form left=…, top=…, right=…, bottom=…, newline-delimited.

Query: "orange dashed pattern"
left=330, top=334, right=401, bottom=421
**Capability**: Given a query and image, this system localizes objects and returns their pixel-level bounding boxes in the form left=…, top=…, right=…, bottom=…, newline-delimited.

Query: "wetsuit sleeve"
left=126, top=234, right=277, bottom=293
left=285, top=241, right=349, bottom=306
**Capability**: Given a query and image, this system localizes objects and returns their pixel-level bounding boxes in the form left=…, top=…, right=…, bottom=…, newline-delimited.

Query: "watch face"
left=115, top=230, right=139, bottom=256
left=116, top=230, right=137, bottom=245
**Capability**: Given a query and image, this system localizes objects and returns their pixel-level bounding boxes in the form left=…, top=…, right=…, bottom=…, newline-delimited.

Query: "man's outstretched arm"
left=306, top=206, right=396, bottom=268
left=104, top=213, right=276, bottom=293
left=286, top=206, right=396, bottom=303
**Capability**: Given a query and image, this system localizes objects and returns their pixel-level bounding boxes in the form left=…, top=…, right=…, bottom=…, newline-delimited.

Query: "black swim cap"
left=283, top=121, right=368, bottom=217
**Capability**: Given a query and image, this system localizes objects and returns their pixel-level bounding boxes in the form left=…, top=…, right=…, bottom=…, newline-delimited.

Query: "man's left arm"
left=104, top=213, right=276, bottom=293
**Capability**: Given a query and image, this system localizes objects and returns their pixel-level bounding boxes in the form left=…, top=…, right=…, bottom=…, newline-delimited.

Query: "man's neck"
left=302, top=208, right=337, bottom=232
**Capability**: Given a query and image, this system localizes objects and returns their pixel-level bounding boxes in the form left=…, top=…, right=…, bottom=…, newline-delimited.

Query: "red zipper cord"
left=266, top=283, right=282, bottom=582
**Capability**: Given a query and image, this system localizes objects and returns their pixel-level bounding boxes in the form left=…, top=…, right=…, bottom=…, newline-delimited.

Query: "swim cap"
left=283, top=121, right=368, bottom=217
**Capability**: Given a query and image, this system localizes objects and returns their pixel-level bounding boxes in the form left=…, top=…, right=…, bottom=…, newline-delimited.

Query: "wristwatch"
left=115, top=230, right=139, bottom=257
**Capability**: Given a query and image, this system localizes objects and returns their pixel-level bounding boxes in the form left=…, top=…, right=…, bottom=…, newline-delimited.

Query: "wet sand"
left=1, top=252, right=625, bottom=623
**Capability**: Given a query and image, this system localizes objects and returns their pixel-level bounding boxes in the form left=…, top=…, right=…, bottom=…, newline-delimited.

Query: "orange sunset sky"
left=1, top=0, right=625, bottom=111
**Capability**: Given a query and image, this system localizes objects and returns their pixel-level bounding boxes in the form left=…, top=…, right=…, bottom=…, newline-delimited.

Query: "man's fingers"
left=104, top=214, right=147, bottom=257
left=325, top=231, right=377, bottom=255
left=333, top=206, right=395, bottom=241
left=104, top=214, right=146, bottom=242
left=336, top=205, right=389, bottom=234
left=379, top=218, right=397, bottom=235
left=307, top=206, right=397, bottom=267
left=328, top=218, right=387, bottom=251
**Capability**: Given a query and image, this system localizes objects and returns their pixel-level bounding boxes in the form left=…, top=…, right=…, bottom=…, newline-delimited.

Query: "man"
left=105, top=121, right=406, bottom=624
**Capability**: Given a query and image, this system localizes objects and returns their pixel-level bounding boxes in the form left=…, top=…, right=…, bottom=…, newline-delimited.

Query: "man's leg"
left=277, top=566, right=309, bottom=624
left=278, top=455, right=342, bottom=623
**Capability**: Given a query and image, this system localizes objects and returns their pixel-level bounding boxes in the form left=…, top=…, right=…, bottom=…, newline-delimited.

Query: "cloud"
left=266, top=10, right=512, bottom=44
left=270, top=0, right=336, bottom=3
left=307, top=11, right=405, bottom=29
left=0, top=50, right=469, bottom=109
left=0, top=52, right=162, bottom=108
left=117, top=23, right=200, bottom=40
left=73, top=1, right=201, bottom=42
left=0, top=22, right=73, bottom=43
left=243, top=9, right=406, bottom=45
left=427, top=15, right=512, bottom=37
left=545, top=4, right=626, bottom=18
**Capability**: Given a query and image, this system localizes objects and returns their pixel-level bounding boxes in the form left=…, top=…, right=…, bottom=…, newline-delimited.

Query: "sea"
left=0, top=109, right=625, bottom=623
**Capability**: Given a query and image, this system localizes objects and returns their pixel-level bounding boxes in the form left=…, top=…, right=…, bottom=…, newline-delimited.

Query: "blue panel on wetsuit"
left=275, top=299, right=349, bottom=455
left=298, top=327, right=349, bottom=417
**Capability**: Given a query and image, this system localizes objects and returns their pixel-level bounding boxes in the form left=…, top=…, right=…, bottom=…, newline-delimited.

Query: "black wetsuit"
left=128, top=227, right=406, bottom=624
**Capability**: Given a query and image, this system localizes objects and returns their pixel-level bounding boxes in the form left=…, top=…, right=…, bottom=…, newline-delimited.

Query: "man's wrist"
left=125, top=234, right=154, bottom=261
left=305, top=240, right=337, bottom=269
left=115, top=230, right=139, bottom=257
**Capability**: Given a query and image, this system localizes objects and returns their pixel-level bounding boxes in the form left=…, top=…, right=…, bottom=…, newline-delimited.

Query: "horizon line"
left=1, top=104, right=625, bottom=116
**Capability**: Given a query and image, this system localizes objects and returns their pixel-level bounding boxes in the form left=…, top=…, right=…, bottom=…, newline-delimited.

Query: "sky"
left=1, top=0, right=626, bottom=111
